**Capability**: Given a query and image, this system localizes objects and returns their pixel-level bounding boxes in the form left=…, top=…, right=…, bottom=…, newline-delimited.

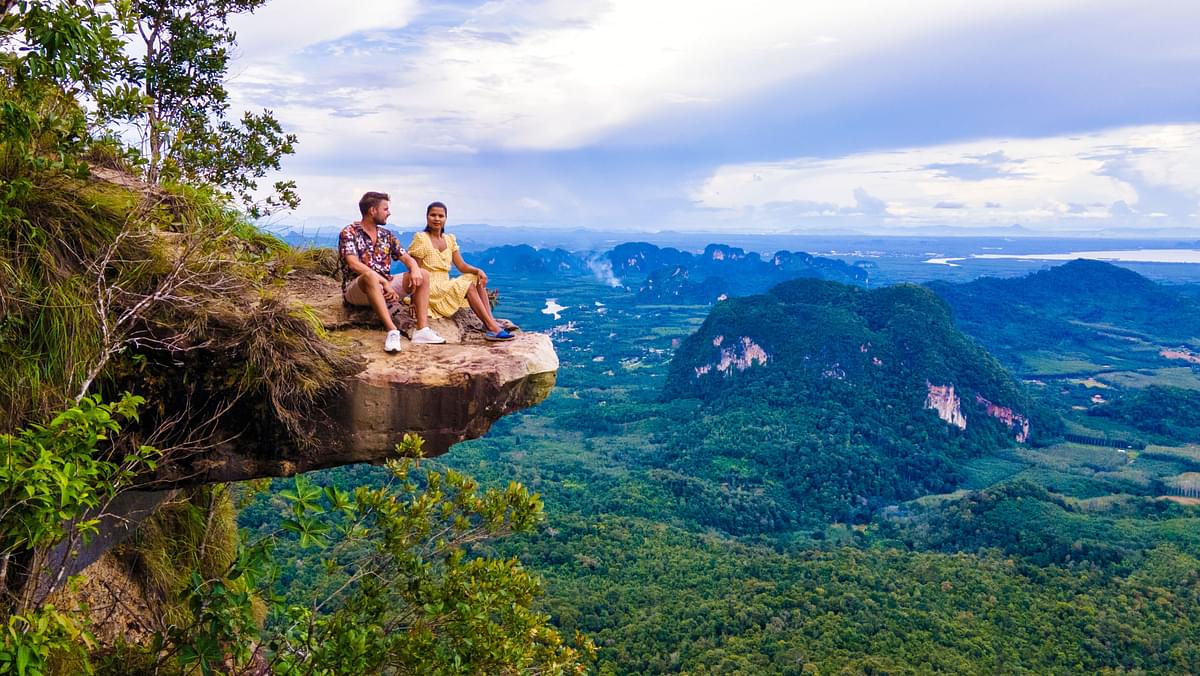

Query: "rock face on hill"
left=149, top=272, right=557, bottom=487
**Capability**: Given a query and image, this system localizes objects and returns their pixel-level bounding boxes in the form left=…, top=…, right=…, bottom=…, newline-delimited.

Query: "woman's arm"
left=452, top=249, right=488, bottom=285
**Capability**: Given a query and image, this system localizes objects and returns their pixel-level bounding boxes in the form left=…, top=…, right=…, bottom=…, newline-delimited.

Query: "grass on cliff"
left=0, top=149, right=356, bottom=439
left=121, top=485, right=261, bottom=630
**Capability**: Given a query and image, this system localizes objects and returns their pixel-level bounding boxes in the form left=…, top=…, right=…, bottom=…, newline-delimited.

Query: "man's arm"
left=398, top=252, right=426, bottom=286
left=343, top=251, right=389, bottom=284
left=388, top=233, right=425, bottom=287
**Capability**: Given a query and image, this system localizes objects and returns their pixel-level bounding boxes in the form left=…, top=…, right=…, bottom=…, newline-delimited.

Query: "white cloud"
left=227, top=0, right=1089, bottom=156
left=690, top=124, right=1200, bottom=230
left=222, top=0, right=1200, bottom=233
left=519, top=196, right=550, bottom=211
left=227, top=0, right=421, bottom=63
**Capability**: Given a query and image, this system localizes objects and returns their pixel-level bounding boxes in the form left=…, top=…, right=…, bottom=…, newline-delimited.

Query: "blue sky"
left=226, top=0, right=1200, bottom=235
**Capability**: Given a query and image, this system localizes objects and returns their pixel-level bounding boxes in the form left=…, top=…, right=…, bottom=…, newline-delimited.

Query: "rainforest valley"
left=242, top=245, right=1200, bottom=673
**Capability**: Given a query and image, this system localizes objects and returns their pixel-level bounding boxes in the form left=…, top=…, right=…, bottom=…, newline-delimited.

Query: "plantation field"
left=1096, top=367, right=1200, bottom=390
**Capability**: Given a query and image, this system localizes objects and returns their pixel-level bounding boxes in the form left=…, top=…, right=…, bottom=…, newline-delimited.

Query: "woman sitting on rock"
left=407, top=201, right=515, bottom=341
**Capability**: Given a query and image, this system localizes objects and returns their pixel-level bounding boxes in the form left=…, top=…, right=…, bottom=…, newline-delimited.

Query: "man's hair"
left=359, top=192, right=390, bottom=216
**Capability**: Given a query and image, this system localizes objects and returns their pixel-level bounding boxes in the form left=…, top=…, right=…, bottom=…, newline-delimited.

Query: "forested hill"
left=927, top=259, right=1200, bottom=370
left=651, top=278, right=1062, bottom=531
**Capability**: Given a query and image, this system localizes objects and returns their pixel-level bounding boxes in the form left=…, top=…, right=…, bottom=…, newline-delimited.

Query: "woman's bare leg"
left=475, top=279, right=501, bottom=324
left=465, top=284, right=501, bottom=333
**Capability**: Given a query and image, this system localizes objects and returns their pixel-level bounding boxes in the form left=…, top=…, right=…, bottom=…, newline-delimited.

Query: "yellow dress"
left=407, top=231, right=478, bottom=318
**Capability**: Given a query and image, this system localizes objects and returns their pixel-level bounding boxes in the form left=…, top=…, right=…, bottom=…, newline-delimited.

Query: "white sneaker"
left=384, top=330, right=403, bottom=353
left=411, top=326, right=447, bottom=344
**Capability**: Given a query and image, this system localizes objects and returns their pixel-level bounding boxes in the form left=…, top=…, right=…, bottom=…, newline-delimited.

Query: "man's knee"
left=394, top=274, right=415, bottom=296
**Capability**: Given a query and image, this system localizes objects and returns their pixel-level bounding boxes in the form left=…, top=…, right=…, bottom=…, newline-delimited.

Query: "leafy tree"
left=2, top=0, right=299, bottom=219
left=0, top=0, right=130, bottom=206
left=261, top=445, right=593, bottom=675
left=119, top=0, right=298, bottom=216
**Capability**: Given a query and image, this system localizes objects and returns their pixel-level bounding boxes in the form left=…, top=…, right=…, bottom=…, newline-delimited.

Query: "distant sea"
left=926, top=249, right=1200, bottom=266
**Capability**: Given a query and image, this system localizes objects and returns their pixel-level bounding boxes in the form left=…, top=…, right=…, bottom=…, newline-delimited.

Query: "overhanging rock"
left=150, top=272, right=557, bottom=486
left=336, top=328, right=557, bottom=458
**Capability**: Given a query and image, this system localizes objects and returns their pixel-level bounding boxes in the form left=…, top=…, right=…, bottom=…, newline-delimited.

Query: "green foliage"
left=0, top=394, right=157, bottom=556
left=0, top=603, right=92, bottom=676
left=264, top=445, right=592, bottom=675
left=164, top=544, right=268, bottom=675
left=494, top=513, right=1200, bottom=674
left=0, top=394, right=156, bottom=675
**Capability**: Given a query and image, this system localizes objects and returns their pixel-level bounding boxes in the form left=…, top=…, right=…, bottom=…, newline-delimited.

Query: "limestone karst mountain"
left=653, top=278, right=1058, bottom=531
left=607, top=242, right=869, bottom=303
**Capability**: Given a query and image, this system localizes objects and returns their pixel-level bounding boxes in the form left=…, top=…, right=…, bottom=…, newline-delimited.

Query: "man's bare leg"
left=356, top=275, right=397, bottom=331
left=403, top=273, right=430, bottom=330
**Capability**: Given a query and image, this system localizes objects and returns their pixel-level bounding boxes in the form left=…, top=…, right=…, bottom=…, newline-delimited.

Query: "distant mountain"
left=608, top=242, right=869, bottom=303
left=927, top=259, right=1200, bottom=372
left=654, top=278, right=1058, bottom=533
left=472, top=244, right=586, bottom=276
left=607, top=242, right=695, bottom=275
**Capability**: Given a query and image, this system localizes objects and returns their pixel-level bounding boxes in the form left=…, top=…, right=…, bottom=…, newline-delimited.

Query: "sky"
left=225, top=0, right=1200, bottom=235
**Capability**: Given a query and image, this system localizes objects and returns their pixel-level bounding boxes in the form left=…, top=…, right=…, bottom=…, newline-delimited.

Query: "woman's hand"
left=475, top=268, right=488, bottom=286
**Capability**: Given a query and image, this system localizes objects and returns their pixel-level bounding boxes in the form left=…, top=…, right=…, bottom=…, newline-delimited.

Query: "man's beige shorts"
left=344, top=274, right=407, bottom=306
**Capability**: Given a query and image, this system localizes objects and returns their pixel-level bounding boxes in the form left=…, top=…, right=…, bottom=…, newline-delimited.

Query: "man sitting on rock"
left=339, top=191, right=446, bottom=352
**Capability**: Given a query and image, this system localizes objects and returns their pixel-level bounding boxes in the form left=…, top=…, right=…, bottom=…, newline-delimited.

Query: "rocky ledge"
left=152, top=272, right=557, bottom=486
